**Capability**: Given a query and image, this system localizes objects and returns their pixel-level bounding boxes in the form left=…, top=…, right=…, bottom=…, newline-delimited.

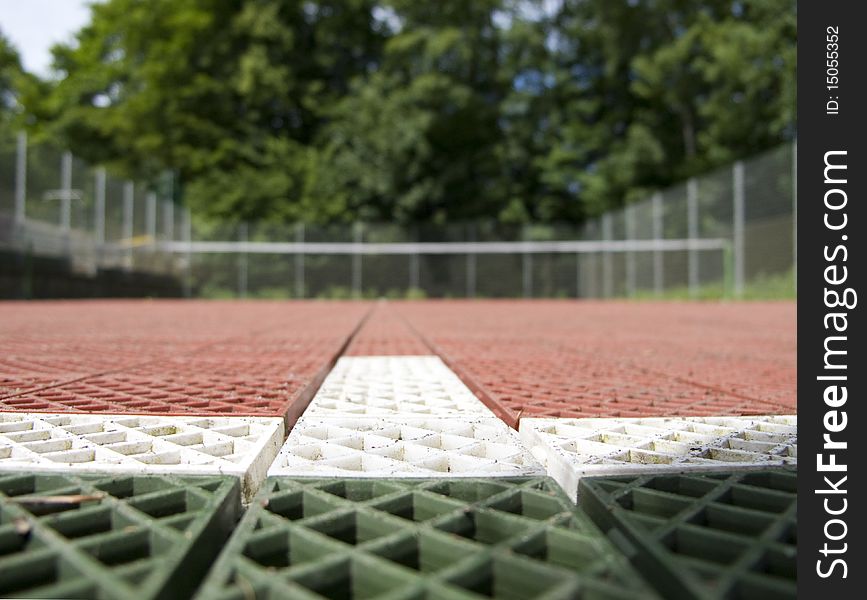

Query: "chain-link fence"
left=0, top=130, right=187, bottom=298
left=0, top=128, right=795, bottom=299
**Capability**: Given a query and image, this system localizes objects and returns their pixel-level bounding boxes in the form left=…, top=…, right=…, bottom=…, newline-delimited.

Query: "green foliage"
left=545, top=0, right=796, bottom=216
left=0, top=31, right=19, bottom=120
left=21, top=0, right=795, bottom=225
left=0, top=28, right=43, bottom=128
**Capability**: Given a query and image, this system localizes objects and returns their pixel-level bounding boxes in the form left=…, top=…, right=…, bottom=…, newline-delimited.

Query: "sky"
left=0, top=0, right=98, bottom=77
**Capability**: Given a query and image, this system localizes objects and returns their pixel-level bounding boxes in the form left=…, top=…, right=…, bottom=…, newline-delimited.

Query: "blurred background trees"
left=1, top=0, right=796, bottom=226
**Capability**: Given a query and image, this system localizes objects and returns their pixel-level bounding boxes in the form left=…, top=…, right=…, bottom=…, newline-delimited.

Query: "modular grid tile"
left=520, top=416, right=797, bottom=501
left=0, top=300, right=799, bottom=598
left=195, top=477, right=659, bottom=599
left=0, top=376, right=302, bottom=416
left=1, top=375, right=76, bottom=398
left=428, top=346, right=782, bottom=427
left=0, top=413, right=284, bottom=501
left=0, top=342, right=363, bottom=421
left=0, top=336, right=265, bottom=400
left=395, top=301, right=796, bottom=425
left=269, top=417, right=544, bottom=478
left=0, top=302, right=373, bottom=419
left=0, top=471, right=240, bottom=599
left=305, top=356, right=493, bottom=417
left=578, top=469, right=797, bottom=600
left=0, top=343, right=168, bottom=400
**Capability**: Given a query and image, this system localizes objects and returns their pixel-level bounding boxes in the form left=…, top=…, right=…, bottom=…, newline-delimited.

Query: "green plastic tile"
left=578, top=468, right=797, bottom=600
left=0, top=471, right=240, bottom=599
left=196, top=477, right=659, bottom=599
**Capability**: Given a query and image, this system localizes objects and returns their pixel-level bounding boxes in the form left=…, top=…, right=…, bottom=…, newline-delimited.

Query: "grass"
left=195, top=270, right=795, bottom=301
left=630, top=268, right=795, bottom=301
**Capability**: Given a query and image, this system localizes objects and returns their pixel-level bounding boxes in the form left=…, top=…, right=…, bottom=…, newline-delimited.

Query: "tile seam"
left=391, top=307, right=519, bottom=429
left=278, top=302, right=378, bottom=430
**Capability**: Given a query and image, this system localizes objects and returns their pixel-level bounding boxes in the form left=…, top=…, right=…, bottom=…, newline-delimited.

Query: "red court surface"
left=0, top=301, right=371, bottom=424
left=396, top=301, right=795, bottom=427
left=344, top=301, right=431, bottom=356
left=0, top=300, right=795, bottom=427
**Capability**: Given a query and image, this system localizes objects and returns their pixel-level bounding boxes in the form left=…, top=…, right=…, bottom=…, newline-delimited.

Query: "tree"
left=1, top=29, right=41, bottom=128
left=315, top=0, right=514, bottom=223
left=26, top=0, right=796, bottom=225
left=543, top=0, right=796, bottom=214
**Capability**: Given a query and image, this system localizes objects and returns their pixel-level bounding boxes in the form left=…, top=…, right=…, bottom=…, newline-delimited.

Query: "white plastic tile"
left=0, top=413, right=284, bottom=501
left=304, top=356, right=493, bottom=417
left=269, top=415, right=543, bottom=477
left=519, top=415, right=797, bottom=500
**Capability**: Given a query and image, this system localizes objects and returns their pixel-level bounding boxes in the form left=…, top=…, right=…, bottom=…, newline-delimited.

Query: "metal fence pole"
left=652, top=192, right=664, bottom=296
left=687, top=177, right=699, bottom=298
left=522, top=225, right=533, bottom=298
left=94, top=168, right=106, bottom=245
left=625, top=205, right=637, bottom=297
left=522, top=253, right=532, bottom=298
left=14, top=131, right=26, bottom=225
left=123, top=181, right=134, bottom=270
left=602, top=214, right=613, bottom=297
left=733, top=161, right=745, bottom=297
left=409, top=253, right=420, bottom=291
left=183, top=208, right=193, bottom=298
left=466, top=224, right=476, bottom=298
left=352, top=223, right=363, bottom=298
left=575, top=252, right=581, bottom=298
left=238, top=222, right=248, bottom=299
left=61, top=151, right=72, bottom=232
left=163, top=199, right=174, bottom=241
left=294, top=223, right=305, bottom=298
left=145, top=192, right=156, bottom=245
left=588, top=253, right=598, bottom=298
left=466, top=253, right=476, bottom=298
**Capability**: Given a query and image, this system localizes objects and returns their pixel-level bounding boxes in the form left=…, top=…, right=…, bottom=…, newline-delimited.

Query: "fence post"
left=352, top=222, right=363, bottom=298
left=163, top=199, right=174, bottom=241
left=466, top=224, right=476, bottom=298
left=522, top=225, right=532, bottom=298
left=687, top=177, right=699, bottom=298
left=602, top=214, right=613, bottom=297
left=123, top=181, right=134, bottom=270
left=238, top=222, right=248, bottom=299
left=466, top=253, right=477, bottom=298
left=409, top=253, right=420, bottom=291
left=145, top=192, right=156, bottom=247
left=14, top=131, right=26, bottom=225
left=625, top=205, right=637, bottom=297
left=733, top=161, right=745, bottom=297
left=575, top=252, right=581, bottom=298
left=294, top=223, right=305, bottom=298
left=183, top=208, right=193, bottom=298
left=61, top=151, right=73, bottom=232
left=586, top=253, right=597, bottom=298
left=94, top=168, right=106, bottom=245
left=584, top=222, right=597, bottom=298
left=652, top=192, right=664, bottom=296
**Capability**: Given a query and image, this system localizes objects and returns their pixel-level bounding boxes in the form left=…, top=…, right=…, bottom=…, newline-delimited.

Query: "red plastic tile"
left=0, top=301, right=372, bottom=423
left=0, top=300, right=794, bottom=430
left=395, top=301, right=796, bottom=427
left=344, top=304, right=430, bottom=356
